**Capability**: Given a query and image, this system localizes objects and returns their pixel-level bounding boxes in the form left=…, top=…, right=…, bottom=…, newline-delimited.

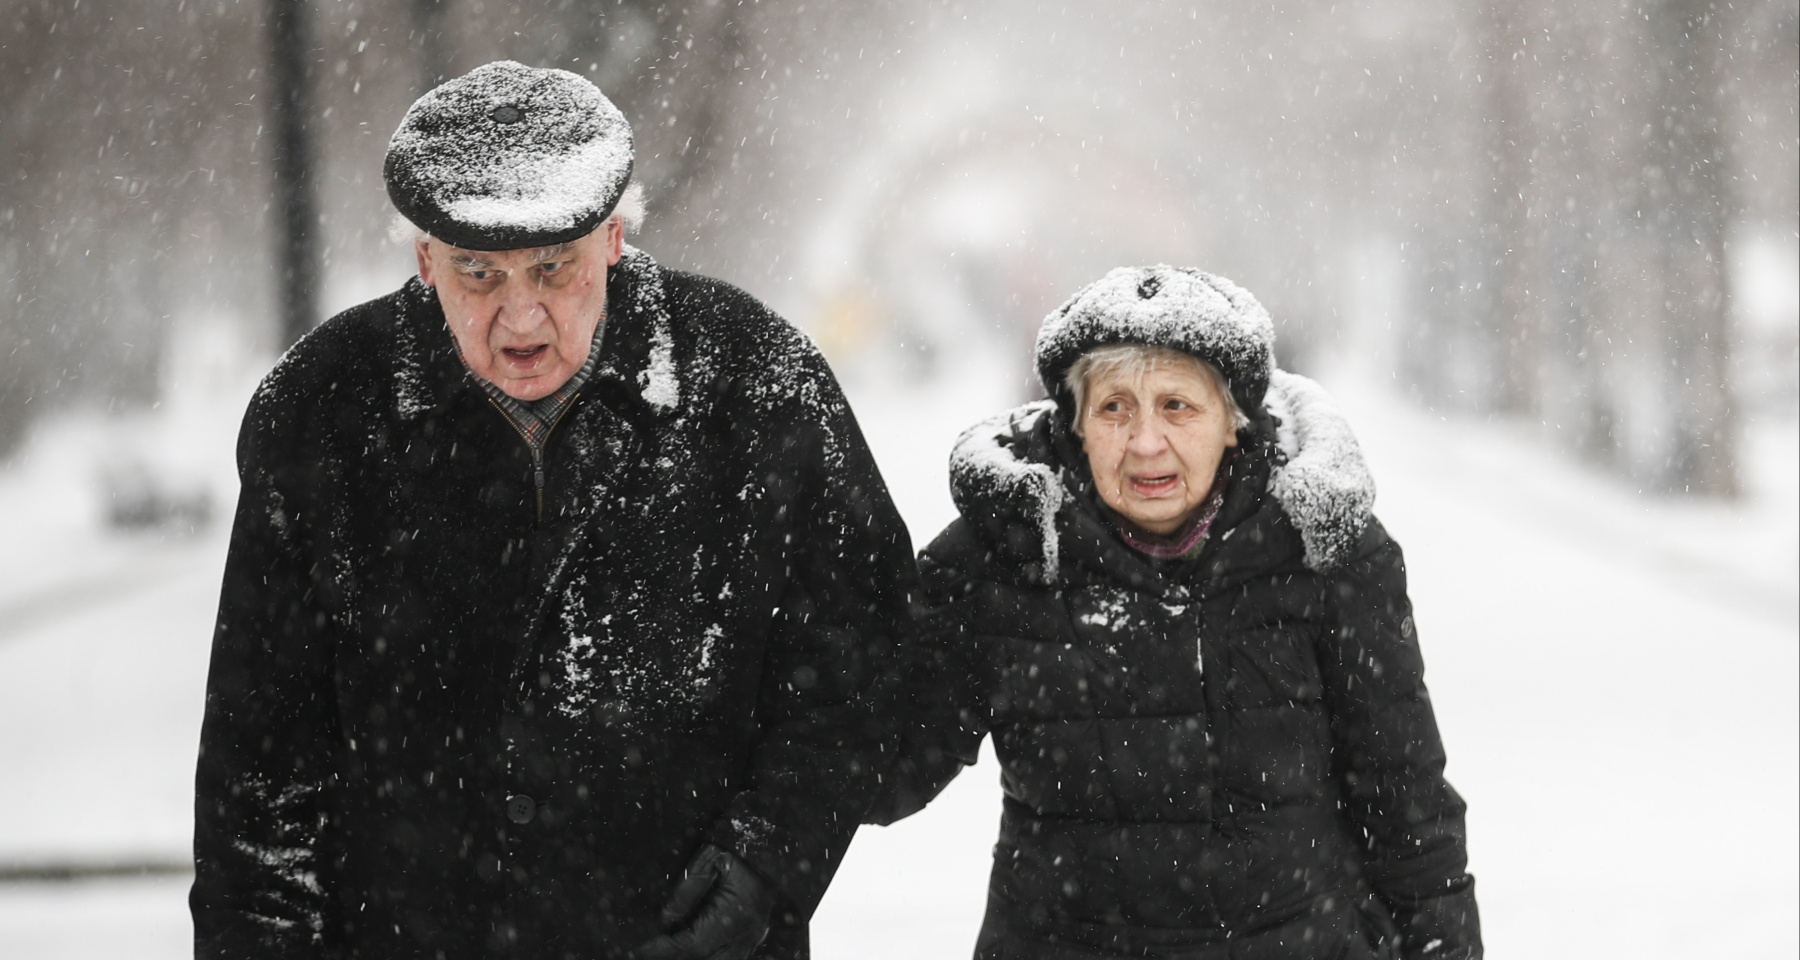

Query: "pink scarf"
left=1116, top=487, right=1226, bottom=560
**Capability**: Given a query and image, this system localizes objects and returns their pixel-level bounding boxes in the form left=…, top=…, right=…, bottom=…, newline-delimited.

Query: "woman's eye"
left=1091, top=400, right=1133, bottom=426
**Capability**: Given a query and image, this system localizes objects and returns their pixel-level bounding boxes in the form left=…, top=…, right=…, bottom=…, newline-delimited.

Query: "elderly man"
left=191, top=61, right=915, bottom=960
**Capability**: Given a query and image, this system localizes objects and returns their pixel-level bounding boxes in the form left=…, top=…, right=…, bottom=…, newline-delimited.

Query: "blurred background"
left=0, top=0, right=1794, bottom=957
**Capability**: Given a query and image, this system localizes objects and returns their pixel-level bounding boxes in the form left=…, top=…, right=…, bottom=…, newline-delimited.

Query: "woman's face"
left=1079, top=360, right=1240, bottom=536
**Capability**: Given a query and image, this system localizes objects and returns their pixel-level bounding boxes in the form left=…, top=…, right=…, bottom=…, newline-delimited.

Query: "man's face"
left=415, top=219, right=624, bottom=401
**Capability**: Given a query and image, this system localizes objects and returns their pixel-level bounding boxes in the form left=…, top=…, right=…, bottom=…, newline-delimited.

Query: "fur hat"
left=385, top=61, right=634, bottom=251
left=1034, top=265, right=1276, bottom=421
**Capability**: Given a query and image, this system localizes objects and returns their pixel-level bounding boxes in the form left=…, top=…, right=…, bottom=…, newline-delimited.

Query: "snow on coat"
left=191, top=245, right=916, bottom=959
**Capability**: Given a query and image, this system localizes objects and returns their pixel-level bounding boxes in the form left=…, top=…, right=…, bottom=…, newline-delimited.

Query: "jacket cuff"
left=707, top=803, right=846, bottom=922
left=1389, top=877, right=1483, bottom=960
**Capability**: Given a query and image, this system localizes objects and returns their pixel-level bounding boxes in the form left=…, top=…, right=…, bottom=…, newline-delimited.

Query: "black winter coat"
left=192, top=247, right=916, bottom=959
left=877, top=388, right=1479, bottom=960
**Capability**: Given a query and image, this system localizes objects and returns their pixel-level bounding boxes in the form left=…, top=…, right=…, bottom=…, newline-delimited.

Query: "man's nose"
left=494, top=278, right=546, bottom=333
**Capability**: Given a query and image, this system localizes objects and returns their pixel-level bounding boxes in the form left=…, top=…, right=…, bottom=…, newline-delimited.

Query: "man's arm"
left=190, top=386, right=341, bottom=958
left=1318, top=519, right=1482, bottom=960
left=702, top=346, right=919, bottom=922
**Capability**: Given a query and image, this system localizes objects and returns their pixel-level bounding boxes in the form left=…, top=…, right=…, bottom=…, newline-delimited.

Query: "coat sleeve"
left=1317, top=518, right=1482, bottom=960
left=705, top=347, right=920, bottom=921
left=190, top=380, right=343, bottom=957
left=863, top=523, right=990, bottom=825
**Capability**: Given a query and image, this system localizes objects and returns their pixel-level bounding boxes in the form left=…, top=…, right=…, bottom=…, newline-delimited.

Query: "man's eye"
left=466, top=269, right=497, bottom=282
left=538, top=260, right=568, bottom=276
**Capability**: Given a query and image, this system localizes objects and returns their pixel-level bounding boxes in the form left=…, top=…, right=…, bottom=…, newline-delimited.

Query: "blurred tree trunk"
left=270, top=0, right=321, bottom=347
left=413, top=0, right=452, bottom=92
left=1641, top=0, right=1738, bottom=496
left=604, top=0, right=745, bottom=220
left=587, top=1, right=752, bottom=241
left=0, top=139, right=42, bottom=460
left=1477, top=0, right=1542, bottom=417
left=1464, top=0, right=1740, bottom=496
left=0, top=225, right=34, bottom=459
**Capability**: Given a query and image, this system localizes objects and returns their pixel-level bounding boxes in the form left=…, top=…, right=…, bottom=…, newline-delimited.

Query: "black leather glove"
left=636, top=844, right=776, bottom=960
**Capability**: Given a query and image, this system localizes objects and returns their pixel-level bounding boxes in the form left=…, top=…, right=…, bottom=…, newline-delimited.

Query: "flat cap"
left=385, top=60, right=634, bottom=251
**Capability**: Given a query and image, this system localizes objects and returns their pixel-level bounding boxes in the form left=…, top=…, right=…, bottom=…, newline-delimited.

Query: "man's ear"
left=414, top=237, right=436, bottom=285
left=602, top=218, right=624, bottom=266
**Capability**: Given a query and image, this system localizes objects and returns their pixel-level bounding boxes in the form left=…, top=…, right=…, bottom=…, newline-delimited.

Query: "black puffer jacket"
left=878, top=376, right=1480, bottom=960
left=191, top=246, right=916, bottom=959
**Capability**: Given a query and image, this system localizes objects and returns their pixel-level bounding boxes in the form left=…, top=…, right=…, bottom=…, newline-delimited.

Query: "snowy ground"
left=0, top=352, right=1794, bottom=958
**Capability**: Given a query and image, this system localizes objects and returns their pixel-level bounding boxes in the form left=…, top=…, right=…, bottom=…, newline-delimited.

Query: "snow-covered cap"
left=384, top=61, right=634, bottom=252
left=1035, top=265, right=1276, bottom=418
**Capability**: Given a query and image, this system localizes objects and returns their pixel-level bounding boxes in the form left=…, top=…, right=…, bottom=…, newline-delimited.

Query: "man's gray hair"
left=389, top=181, right=647, bottom=246
left=1065, top=343, right=1250, bottom=436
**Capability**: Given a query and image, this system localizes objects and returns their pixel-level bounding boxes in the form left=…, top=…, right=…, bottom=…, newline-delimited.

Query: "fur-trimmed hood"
left=947, top=370, right=1375, bottom=580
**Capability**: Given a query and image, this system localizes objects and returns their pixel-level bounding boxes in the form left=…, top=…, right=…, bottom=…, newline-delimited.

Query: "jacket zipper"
left=484, top=393, right=581, bottom=524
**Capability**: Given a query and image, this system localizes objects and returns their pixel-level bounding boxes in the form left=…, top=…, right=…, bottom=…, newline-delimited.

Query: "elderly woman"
left=874, top=267, right=1481, bottom=960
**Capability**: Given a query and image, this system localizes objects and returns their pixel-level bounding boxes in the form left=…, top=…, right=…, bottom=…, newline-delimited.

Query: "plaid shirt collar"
left=455, top=316, right=607, bottom=454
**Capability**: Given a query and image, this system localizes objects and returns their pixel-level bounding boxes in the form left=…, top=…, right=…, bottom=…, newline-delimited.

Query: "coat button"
left=506, top=794, right=537, bottom=824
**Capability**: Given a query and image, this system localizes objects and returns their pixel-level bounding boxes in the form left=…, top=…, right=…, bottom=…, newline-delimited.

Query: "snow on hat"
left=385, top=60, right=634, bottom=251
left=1035, top=265, right=1276, bottom=418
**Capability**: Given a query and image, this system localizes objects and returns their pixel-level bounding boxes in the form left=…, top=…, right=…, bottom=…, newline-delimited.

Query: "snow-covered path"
left=0, top=370, right=1794, bottom=958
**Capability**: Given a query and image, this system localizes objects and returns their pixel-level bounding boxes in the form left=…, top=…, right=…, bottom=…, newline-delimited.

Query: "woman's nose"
left=1126, top=417, right=1170, bottom=455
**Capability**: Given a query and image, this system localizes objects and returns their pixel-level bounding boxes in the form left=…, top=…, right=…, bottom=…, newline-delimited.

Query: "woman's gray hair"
left=1065, top=343, right=1249, bottom=435
left=388, top=181, right=647, bottom=246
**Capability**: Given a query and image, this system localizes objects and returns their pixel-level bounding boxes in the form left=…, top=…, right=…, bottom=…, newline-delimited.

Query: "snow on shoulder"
left=1264, top=370, right=1376, bottom=572
left=613, top=247, right=678, bottom=411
